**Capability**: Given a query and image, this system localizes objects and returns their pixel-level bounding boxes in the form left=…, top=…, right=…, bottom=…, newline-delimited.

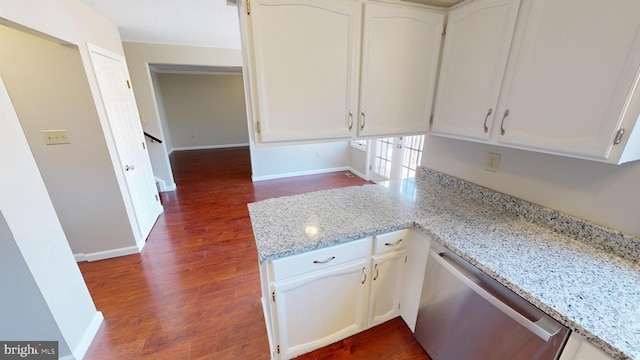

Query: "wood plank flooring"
left=79, top=147, right=430, bottom=359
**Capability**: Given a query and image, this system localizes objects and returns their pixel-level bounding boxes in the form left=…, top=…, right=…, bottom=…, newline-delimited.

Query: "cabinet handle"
left=483, top=108, right=493, bottom=133
left=312, top=256, right=335, bottom=264
left=361, top=267, right=367, bottom=284
left=384, top=238, right=403, bottom=246
left=360, top=110, right=366, bottom=131
left=348, top=110, right=353, bottom=132
left=500, top=109, right=510, bottom=135
left=374, top=264, right=379, bottom=281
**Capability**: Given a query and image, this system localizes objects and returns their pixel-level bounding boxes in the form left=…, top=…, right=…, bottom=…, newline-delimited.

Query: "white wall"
left=123, top=42, right=243, bottom=191
left=0, top=75, right=102, bottom=359
left=156, top=73, right=249, bottom=150
left=150, top=70, right=174, bottom=152
left=251, top=142, right=351, bottom=181
left=349, top=145, right=369, bottom=179
left=0, top=25, right=136, bottom=256
left=422, top=135, right=640, bottom=237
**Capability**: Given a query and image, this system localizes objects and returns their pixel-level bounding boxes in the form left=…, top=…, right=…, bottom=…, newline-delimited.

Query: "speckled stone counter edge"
left=417, top=167, right=640, bottom=265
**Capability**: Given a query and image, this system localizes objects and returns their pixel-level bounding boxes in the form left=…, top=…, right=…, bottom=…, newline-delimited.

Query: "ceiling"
left=78, top=0, right=242, bottom=49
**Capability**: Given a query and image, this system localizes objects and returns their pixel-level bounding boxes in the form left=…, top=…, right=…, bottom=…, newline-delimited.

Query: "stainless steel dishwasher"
left=414, top=244, right=570, bottom=360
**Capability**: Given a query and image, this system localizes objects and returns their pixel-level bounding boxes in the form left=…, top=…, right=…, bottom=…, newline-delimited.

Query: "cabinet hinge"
left=155, top=194, right=159, bottom=201
left=398, top=303, right=401, bottom=310
left=142, top=142, right=146, bottom=150
left=442, top=23, right=447, bottom=36
left=126, top=80, right=131, bottom=89
left=256, top=121, right=261, bottom=134
left=272, top=291, right=275, bottom=302
left=404, top=255, right=408, bottom=263
left=277, top=345, right=280, bottom=354
left=614, top=128, right=625, bottom=144
left=429, top=115, right=434, bottom=125
left=246, top=0, right=250, bottom=15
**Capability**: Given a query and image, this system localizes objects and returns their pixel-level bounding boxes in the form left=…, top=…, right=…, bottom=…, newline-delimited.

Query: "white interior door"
left=89, top=46, right=163, bottom=245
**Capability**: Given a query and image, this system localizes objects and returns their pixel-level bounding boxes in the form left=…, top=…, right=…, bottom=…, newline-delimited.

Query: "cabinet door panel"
left=498, top=0, right=640, bottom=159
left=369, top=249, right=407, bottom=327
left=271, top=259, right=368, bottom=359
left=431, top=0, right=520, bottom=141
left=359, top=3, right=444, bottom=137
left=249, top=0, right=360, bottom=142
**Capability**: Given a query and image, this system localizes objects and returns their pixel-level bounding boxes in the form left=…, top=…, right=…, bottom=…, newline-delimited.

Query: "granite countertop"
left=247, top=168, right=640, bottom=360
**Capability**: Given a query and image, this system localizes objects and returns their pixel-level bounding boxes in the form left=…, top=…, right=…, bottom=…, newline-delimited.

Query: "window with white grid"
left=401, top=135, right=425, bottom=179
left=374, top=138, right=394, bottom=179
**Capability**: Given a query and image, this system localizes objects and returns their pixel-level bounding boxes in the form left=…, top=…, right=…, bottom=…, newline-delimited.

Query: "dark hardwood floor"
left=79, top=147, right=430, bottom=359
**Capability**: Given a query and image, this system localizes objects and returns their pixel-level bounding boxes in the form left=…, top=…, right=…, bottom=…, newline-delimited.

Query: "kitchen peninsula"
left=248, top=167, right=640, bottom=360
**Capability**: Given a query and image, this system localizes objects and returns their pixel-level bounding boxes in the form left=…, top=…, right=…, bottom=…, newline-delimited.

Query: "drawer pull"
left=313, top=256, right=336, bottom=264
left=384, top=238, right=403, bottom=246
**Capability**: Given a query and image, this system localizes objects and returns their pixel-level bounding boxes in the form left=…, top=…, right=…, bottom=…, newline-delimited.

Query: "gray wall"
left=0, top=25, right=136, bottom=256
left=156, top=73, right=249, bottom=150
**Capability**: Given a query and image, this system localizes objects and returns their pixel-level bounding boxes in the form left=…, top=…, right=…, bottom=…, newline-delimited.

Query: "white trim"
left=155, top=176, right=176, bottom=192
left=252, top=166, right=350, bottom=182
left=348, top=167, right=368, bottom=181
left=71, top=311, right=104, bottom=360
left=171, top=143, right=250, bottom=152
left=74, top=245, right=140, bottom=262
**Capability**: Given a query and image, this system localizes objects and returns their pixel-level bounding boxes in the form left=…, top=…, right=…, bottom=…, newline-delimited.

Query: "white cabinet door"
left=359, top=3, right=444, bottom=137
left=497, top=0, right=640, bottom=160
left=368, top=249, right=407, bottom=327
left=247, top=0, right=361, bottom=142
left=431, top=0, right=520, bottom=141
left=271, top=259, right=369, bottom=359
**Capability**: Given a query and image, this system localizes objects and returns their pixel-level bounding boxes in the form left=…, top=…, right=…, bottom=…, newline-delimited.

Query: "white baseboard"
left=155, top=176, right=176, bottom=192
left=74, top=245, right=140, bottom=262
left=252, top=166, right=351, bottom=182
left=72, top=311, right=104, bottom=360
left=171, top=143, right=249, bottom=152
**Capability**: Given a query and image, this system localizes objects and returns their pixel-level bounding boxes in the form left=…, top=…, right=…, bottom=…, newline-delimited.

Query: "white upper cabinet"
left=496, top=0, right=640, bottom=163
left=431, top=0, right=520, bottom=141
left=358, top=3, right=444, bottom=137
left=241, top=0, right=444, bottom=143
left=245, top=0, right=361, bottom=143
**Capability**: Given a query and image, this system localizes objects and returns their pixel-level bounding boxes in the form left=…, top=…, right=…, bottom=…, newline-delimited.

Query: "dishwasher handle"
left=431, top=250, right=562, bottom=342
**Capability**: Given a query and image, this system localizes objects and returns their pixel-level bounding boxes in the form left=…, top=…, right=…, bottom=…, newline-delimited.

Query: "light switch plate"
left=42, top=130, right=70, bottom=145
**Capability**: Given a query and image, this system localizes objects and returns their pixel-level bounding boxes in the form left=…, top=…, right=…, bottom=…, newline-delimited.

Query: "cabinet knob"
left=500, top=109, right=510, bottom=136
left=483, top=108, right=493, bottom=133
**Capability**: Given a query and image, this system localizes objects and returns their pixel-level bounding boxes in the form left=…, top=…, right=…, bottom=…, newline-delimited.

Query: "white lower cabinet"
left=368, top=248, right=407, bottom=327
left=261, top=228, right=430, bottom=360
left=270, top=259, right=369, bottom=359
